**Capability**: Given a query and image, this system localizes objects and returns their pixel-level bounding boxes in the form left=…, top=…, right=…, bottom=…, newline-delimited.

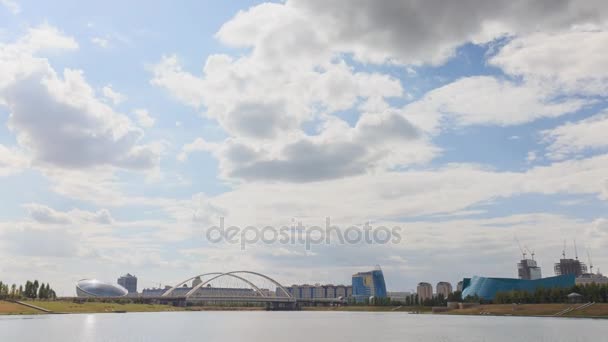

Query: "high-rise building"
left=436, top=281, right=452, bottom=298
left=117, top=273, right=137, bottom=294
left=554, top=258, right=587, bottom=277
left=456, top=281, right=464, bottom=292
left=352, top=266, right=387, bottom=302
left=417, top=282, right=433, bottom=301
left=518, top=258, right=542, bottom=280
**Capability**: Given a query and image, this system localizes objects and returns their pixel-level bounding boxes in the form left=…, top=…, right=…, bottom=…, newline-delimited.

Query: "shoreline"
left=2, top=301, right=607, bottom=319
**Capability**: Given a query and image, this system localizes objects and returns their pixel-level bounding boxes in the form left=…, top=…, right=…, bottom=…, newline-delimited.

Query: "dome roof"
left=76, top=279, right=128, bottom=297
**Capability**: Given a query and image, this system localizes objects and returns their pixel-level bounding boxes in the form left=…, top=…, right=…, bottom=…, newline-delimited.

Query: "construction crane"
left=587, top=250, right=594, bottom=274
left=515, top=236, right=527, bottom=260
left=562, top=240, right=566, bottom=259
left=573, top=239, right=579, bottom=260
left=525, top=246, right=535, bottom=260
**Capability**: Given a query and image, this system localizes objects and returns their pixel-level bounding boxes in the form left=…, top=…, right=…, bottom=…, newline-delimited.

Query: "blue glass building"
left=461, top=275, right=575, bottom=300
left=352, top=268, right=387, bottom=302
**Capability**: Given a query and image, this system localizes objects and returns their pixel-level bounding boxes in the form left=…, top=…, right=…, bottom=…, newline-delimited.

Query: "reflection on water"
left=1, top=311, right=607, bottom=342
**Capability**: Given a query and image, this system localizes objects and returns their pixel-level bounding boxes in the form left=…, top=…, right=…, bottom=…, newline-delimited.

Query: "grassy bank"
left=302, top=305, right=432, bottom=313
left=21, top=300, right=183, bottom=314
left=0, top=301, right=40, bottom=315
left=2, top=301, right=608, bottom=318
left=439, top=303, right=608, bottom=318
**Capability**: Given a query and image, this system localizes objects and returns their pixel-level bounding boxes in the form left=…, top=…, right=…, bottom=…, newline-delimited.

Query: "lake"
left=0, top=311, right=606, bottom=342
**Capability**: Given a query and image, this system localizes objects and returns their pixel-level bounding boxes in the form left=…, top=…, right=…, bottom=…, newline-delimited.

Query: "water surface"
left=1, top=311, right=606, bottom=342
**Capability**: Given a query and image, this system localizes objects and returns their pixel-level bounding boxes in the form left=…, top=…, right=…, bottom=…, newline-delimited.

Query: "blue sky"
left=1, top=0, right=608, bottom=295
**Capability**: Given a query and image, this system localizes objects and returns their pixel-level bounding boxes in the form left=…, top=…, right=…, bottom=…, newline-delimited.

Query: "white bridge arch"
left=162, top=271, right=293, bottom=300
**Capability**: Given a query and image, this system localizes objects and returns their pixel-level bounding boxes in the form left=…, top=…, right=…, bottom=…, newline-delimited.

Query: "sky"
left=1, top=0, right=608, bottom=295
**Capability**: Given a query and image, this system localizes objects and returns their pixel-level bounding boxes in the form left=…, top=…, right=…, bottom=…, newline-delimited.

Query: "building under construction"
left=554, top=258, right=587, bottom=277
left=515, top=238, right=542, bottom=280
left=554, top=241, right=588, bottom=277
left=518, top=259, right=542, bottom=280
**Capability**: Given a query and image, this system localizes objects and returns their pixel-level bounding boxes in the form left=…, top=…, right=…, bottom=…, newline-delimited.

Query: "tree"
left=33, top=280, right=39, bottom=299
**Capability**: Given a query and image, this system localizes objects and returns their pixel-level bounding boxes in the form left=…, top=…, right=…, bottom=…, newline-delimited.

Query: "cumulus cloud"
left=220, top=0, right=608, bottom=65
left=156, top=1, right=608, bottom=184
left=153, top=55, right=403, bottom=140
left=24, top=203, right=115, bottom=225
left=24, top=203, right=72, bottom=224
left=91, top=37, right=109, bottom=48
left=179, top=109, right=436, bottom=182
left=0, top=26, right=159, bottom=170
left=407, top=76, right=589, bottom=127
left=0, top=0, right=19, bottom=14
left=101, top=84, right=126, bottom=104
left=133, top=109, right=155, bottom=128
left=542, top=110, right=608, bottom=160
left=156, top=43, right=424, bottom=182
left=0, top=144, right=28, bottom=176
left=490, top=30, right=608, bottom=96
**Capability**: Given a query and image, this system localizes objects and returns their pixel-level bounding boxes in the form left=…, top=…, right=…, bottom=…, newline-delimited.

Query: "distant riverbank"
left=305, top=303, right=608, bottom=318
left=2, top=300, right=608, bottom=318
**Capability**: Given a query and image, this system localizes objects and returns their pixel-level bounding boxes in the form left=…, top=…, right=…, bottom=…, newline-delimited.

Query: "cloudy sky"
left=1, top=0, right=608, bottom=295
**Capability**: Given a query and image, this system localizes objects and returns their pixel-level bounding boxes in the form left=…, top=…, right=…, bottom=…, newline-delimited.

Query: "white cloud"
left=490, top=30, right=608, bottom=96
left=134, top=108, right=155, bottom=128
left=542, top=110, right=608, bottom=160
left=0, top=144, right=27, bottom=176
left=24, top=203, right=72, bottom=224
left=156, top=1, right=607, bottom=185
left=218, top=0, right=608, bottom=66
left=155, top=42, right=426, bottom=182
left=101, top=84, right=126, bottom=105
left=405, top=76, right=588, bottom=128
left=24, top=203, right=115, bottom=225
left=1, top=0, right=20, bottom=14
left=91, top=37, right=109, bottom=48
left=181, top=153, right=608, bottom=226
left=0, top=26, right=159, bottom=171
left=178, top=109, right=438, bottom=182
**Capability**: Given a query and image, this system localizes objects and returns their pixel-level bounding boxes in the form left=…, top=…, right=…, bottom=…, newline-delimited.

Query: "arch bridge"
left=160, top=271, right=298, bottom=310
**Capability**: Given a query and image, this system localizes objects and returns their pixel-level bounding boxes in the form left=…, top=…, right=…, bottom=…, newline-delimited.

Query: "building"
left=417, top=282, right=433, bottom=301
left=117, top=273, right=138, bottom=294
left=576, top=272, right=608, bottom=286
left=352, top=267, right=387, bottom=302
left=461, top=275, right=575, bottom=300
left=142, top=286, right=172, bottom=297
left=287, top=284, right=352, bottom=299
left=145, top=284, right=258, bottom=298
left=554, top=258, right=587, bottom=277
left=76, top=279, right=128, bottom=298
left=192, top=276, right=203, bottom=288
left=456, top=281, right=464, bottom=292
left=387, top=291, right=412, bottom=303
left=335, top=285, right=352, bottom=298
left=436, top=281, right=452, bottom=298
left=518, top=259, right=542, bottom=280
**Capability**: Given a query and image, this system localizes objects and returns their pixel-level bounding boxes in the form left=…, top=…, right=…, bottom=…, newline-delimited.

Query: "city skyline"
left=1, top=0, right=608, bottom=296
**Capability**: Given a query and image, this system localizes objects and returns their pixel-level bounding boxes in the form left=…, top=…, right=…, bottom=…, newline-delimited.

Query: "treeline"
left=396, top=291, right=466, bottom=307
left=493, top=284, right=608, bottom=304
left=361, top=291, right=467, bottom=307
left=0, top=280, right=57, bottom=300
